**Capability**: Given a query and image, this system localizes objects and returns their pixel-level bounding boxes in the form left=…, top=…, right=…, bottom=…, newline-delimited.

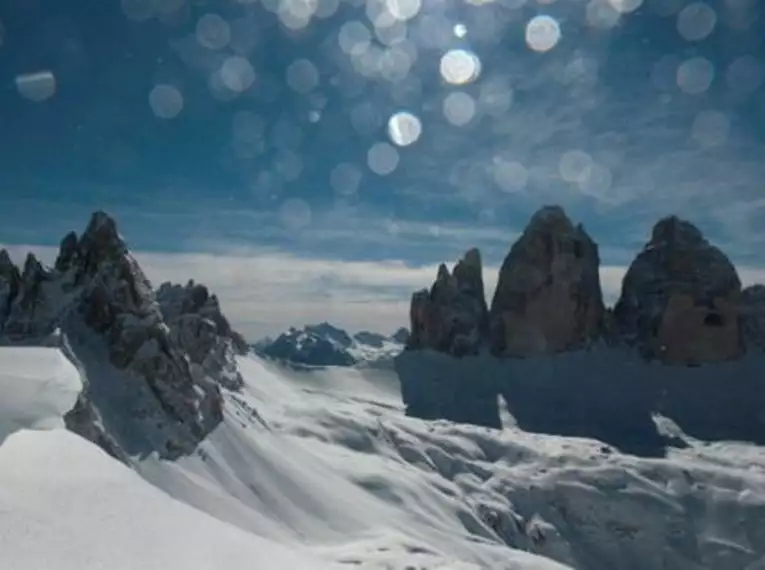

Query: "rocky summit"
left=398, top=205, right=765, bottom=449
left=0, top=211, right=247, bottom=460
left=489, top=206, right=605, bottom=357
left=408, top=248, right=489, bottom=356
left=614, top=215, right=744, bottom=365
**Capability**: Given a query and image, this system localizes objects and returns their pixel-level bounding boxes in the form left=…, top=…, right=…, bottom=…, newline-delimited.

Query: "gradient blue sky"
left=1, top=0, right=764, bottom=338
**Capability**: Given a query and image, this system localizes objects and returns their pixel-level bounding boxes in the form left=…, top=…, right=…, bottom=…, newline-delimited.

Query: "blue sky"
left=1, top=0, right=764, bottom=338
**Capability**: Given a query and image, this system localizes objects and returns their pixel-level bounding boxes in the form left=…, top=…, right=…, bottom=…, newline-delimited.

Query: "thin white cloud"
left=3, top=244, right=765, bottom=341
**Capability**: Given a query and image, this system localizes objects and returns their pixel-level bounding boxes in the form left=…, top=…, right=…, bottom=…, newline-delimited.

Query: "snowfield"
left=3, top=347, right=765, bottom=569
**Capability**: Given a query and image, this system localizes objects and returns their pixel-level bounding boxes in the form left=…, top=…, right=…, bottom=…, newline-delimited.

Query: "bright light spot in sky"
left=286, top=59, right=319, bottom=94
left=443, top=92, right=476, bottom=126
left=339, top=20, right=372, bottom=56
left=279, top=198, right=312, bottom=230
left=330, top=163, right=363, bottom=196
left=677, top=2, right=717, bottom=42
left=586, top=0, right=620, bottom=29
left=493, top=157, right=528, bottom=193
left=726, top=55, right=764, bottom=95
left=439, top=49, right=482, bottom=85
left=579, top=162, right=613, bottom=198
left=387, top=111, right=422, bottom=146
left=196, top=13, right=231, bottom=50
left=385, top=0, right=422, bottom=21
left=314, top=0, right=339, bottom=18
left=220, top=56, right=255, bottom=92
left=367, top=142, right=400, bottom=175
left=453, top=24, right=467, bottom=38
left=608, top=0, right=643, bottom=14
left=525, top=15, right=561, bottom=52
left=559, top=150, right=593, bottom=184
left=676, top=57, right=715, bottom=94
left=691, top=110, right=730, bottom=147
left=15, top=71, right=57, bottom=102
left=277, top=0, right=318, bottom=29
left=148, top=84, right=183, bottom=119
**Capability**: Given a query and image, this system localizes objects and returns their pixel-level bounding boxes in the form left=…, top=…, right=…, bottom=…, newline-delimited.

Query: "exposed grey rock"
left=614, top=215, right=743, bottom=364
left=741, top=284, right=765, bottom=351
left=305, top=322, right=353, bottom=348
left=0, top=210, right=247, bottom=460
left=391, top=327, right=410, bottom=344
left=260, top=326, right=357, bottom=367
left=2, top=253, right=58, bottom=340
left=256, top=322, right=406, bottom=367
left=489, top=206, right=605, bottom=357
left=354, top=330, right=387, bottom=348
left=0, top=249, right=20, bottom=327
left=408, top=248, right=489, bottom=356
left=157, top=280, right=247, bottom=391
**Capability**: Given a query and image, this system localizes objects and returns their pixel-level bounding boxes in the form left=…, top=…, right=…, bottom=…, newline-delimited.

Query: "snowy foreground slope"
left=4, top=347, right=765, bottom=569
left=0, top=347, right=336, bottom=570
left=143, top=355, right=765, bottom=570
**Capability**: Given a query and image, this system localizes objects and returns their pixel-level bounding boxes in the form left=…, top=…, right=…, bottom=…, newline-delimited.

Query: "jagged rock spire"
left=0, top=210, right=247, bottom=460
left=489, top=205, right=604, bottom=356
left=408, top=248, right=489, bottom=356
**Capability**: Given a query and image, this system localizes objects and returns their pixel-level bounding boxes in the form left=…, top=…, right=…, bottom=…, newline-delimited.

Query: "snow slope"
left=0, top=347, right=81, bottom=442
left=4, top=346, right=765, bottom=569
left=142, top=354, right=765, bottom=570
left=0, top=347, right=332, bottom=570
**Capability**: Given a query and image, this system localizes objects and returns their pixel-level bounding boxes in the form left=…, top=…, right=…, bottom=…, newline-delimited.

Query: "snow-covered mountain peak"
left=256, top=322, right=407, bottom=367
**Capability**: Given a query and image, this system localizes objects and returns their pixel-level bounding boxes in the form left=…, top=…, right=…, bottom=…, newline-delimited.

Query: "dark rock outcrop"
left=614, top=216, right=743, bottom=365
left=157, top=280, right=248, bottom=391
left=256, top=323, right=406, bottom=367
left=391, top=327, right=410, bottom=344
left=408, top=248, right=489, bottom=357
left=0, top=211, right=247, bottom=460
left=742, top=284, right=765, bottom=351
left=260, top=326, right=357, bottom=366
left=489, top=206, right=605, bottom=357
left=398, top=205, right=765, bottom=451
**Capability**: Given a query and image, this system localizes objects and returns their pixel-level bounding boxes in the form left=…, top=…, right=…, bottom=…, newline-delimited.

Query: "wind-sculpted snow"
left=0, top=346, right=81, bottom=444
left=139, top=354, right=765, bottom=570
left=4, top=346, right=765, bottom=569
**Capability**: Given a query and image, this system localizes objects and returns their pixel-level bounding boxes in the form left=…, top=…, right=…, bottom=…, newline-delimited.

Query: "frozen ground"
left=3, top=347, right=765, bottom=569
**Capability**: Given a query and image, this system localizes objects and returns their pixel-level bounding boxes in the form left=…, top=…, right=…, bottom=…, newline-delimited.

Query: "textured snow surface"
left=0, top=348, right=336, bottom=570
left=143, top=355, right=765, bottom=570
left=0, top=347, right=81, bottom=441
left=4, top=348, right=765, bottom=569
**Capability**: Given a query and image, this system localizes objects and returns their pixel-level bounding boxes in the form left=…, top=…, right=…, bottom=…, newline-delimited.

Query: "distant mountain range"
left=253, top=323, right=408, bottom=367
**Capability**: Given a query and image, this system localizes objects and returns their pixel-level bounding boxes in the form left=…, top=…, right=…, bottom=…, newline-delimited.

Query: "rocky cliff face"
left=489, top=206, right=605, bottom=357
left=0, top=211, right=247, bottom=460
left=614, top=216, right=743, bottom=365
left=156, top=280, right=248, bottom=391
left=399, top=206, right=765, bottom=447
left=408, top=248, right=489, bottom=356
